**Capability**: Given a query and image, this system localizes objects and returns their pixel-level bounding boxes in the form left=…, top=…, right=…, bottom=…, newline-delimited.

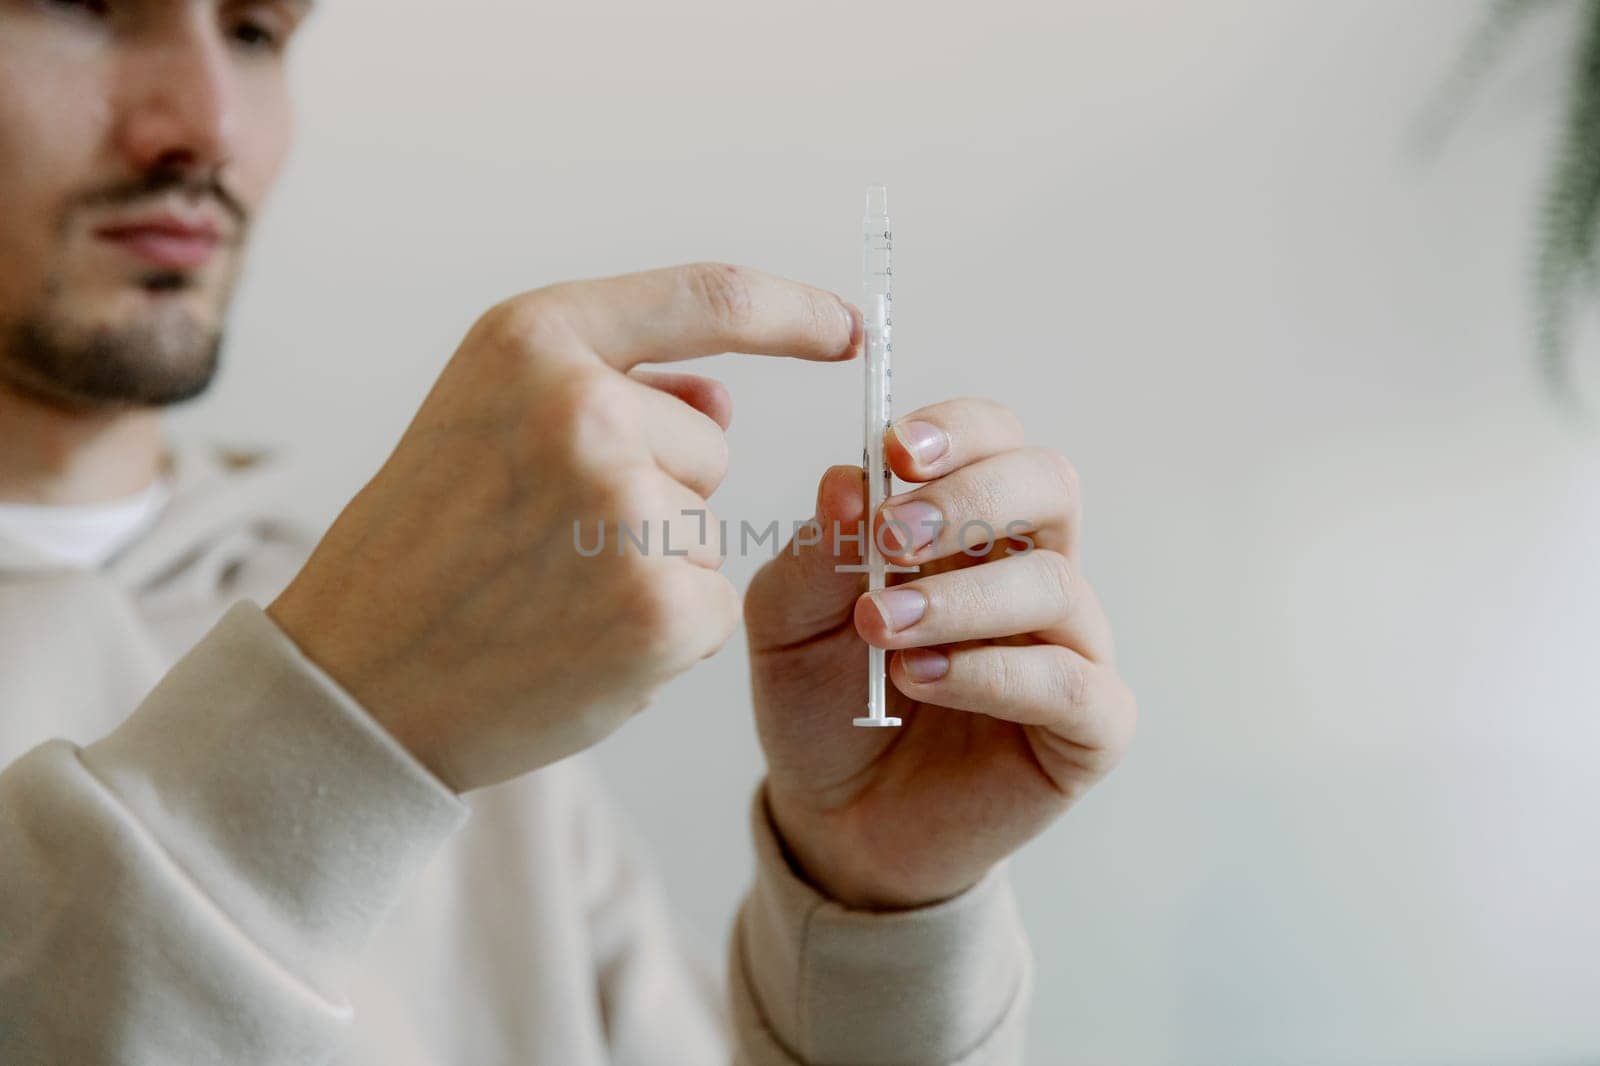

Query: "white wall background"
left=171, top=1, right=1600, bottom=1062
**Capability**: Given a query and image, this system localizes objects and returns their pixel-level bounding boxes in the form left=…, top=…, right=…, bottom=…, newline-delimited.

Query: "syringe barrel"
left=861, top=184, right=893, bottom=589
left=863, top=186, right=892, bottom=296
left=863, top=292, right=891, bottom=591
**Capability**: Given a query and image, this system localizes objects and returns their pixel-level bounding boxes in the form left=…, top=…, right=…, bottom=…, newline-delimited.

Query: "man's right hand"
left=265, top=263, right=860, bottom=793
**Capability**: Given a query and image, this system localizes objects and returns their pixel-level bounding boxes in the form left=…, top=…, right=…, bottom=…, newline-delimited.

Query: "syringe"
left=854, top=184, right=903, bottom=728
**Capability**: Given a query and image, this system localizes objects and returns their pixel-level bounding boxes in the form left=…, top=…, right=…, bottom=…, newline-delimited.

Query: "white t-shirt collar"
left=0, top=476, right=173, bottom=570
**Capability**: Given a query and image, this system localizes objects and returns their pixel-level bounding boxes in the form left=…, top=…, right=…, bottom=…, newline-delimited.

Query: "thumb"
left=745, top=464, right=870, bottom=652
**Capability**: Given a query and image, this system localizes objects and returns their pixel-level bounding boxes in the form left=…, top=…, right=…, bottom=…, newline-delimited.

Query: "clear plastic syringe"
left=854, top=184, right=903, bottom=728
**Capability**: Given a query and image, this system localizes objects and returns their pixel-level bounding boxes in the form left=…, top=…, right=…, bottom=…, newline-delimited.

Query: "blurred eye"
left=229, top=18, right=280, bottom=51
left=224, top=4, right=298, bottom=55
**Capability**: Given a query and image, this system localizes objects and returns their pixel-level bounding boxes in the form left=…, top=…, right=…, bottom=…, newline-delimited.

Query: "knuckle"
left=680, top=498, right=717, bottom=531
left=633, top=565, right=724, bottom=667
left=685, top=262, right=753, bottom=335
left=1041, top=448, right=1082, bottom=508
left=1069, top=670, right=1133, bottom=765
left=626, top=564, right=693, bottom=662
left=550, top=370, right=641, bottom=465
left=988, top=648, right=1023, bottom=703
left=670, top=501, right=721, bottom=567
left=596, top=463, right=668, bottom=526
left=707, top=573, right=741, bottom=648
left=1118, top=681, right=1141, bottom=744
left=471, top=297, right=522, bottom=344
left=968, top=394, right=1005, bottom=414
left=701, top=503, right=725, bottom=557
left=1039, top=549, right=1075, bottom=618
left=1050, top=652, right=1091, bottom=714
left=994, top=400, right=1027, bottom=442
left=964, top=396, right=1025, bottom=441
left=478, top=290, right=574, bottom=354
left=701, top=428, right=731, bottom=487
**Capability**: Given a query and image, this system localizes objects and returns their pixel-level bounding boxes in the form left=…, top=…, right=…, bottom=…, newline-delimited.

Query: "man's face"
left=0, top=0, right=309, bottom=409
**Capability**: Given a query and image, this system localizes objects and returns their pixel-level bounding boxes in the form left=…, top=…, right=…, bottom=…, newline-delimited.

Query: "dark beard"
left=0, top=300, right=222, bottom=409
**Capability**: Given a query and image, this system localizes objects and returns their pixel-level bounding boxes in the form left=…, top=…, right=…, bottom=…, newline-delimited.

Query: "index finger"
left=540, top=262, right=862, bottom=371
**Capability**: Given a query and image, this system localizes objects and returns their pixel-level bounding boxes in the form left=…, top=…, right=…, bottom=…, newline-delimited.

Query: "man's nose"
left=112, top=23, right=236, bottom=177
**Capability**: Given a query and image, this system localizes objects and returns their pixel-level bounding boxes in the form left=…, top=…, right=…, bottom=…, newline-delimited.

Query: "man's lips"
left=94, top=216, right=224, bottom=271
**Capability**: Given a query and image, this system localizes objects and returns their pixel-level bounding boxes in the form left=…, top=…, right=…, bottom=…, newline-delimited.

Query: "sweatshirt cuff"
left=731, top=780, right=1032, bottom=1064
left=80, top=599, right=468, bottom=1003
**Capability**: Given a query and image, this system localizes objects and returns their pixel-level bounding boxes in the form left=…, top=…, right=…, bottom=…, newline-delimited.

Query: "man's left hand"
left=745, top=397, right=1137, bottom=909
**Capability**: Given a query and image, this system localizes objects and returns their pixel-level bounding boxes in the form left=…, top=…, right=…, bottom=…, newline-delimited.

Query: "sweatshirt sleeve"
left=0, top=600, right=468, bottom=1066
left=728, top=782, right=1033, bottom=1066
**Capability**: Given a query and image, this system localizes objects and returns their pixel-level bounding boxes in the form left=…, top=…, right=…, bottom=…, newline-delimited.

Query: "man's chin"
left=0, top=298, right=225, bottom=410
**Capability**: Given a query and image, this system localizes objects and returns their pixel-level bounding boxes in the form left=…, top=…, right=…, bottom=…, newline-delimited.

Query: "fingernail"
left=901, top=648, right=950, bottom=682
left=892, top=420, right=949, bottom=467
left=871, top=587, right=927, bottom=632
left=881, top=500, right=942, bottom=555
left=838, top=299, right=862, bottom=355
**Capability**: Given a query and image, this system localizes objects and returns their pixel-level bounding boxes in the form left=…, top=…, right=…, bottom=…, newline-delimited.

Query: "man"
left=0, top=2, right=1137, bottom=1063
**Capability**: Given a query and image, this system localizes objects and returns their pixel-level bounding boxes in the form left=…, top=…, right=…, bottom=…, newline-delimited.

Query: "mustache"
left=67, top=166, right=249, bottom=234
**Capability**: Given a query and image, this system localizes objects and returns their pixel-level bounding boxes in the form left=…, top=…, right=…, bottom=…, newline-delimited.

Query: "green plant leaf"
left=1426, top=0, right=1600, bottom=407
left=1535, top=0, right=1600, bottom=401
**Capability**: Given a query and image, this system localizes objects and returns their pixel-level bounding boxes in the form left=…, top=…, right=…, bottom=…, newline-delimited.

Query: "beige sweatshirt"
left=0, top=437, right=1032, bottom=1066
